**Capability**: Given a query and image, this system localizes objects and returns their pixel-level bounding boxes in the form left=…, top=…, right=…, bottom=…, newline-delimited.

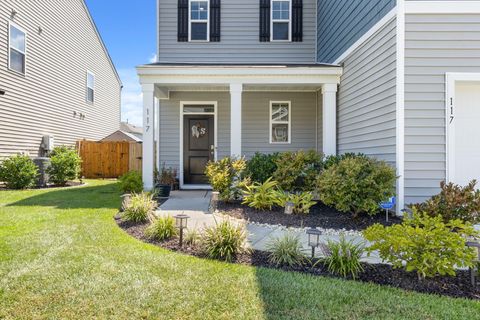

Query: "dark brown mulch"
left=216, top=201, right=403, bottom=231
left=115, top=215, right=480, bottom=300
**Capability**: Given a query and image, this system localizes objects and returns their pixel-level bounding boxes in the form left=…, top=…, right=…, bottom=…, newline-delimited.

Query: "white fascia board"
left=333, top=7, right=397, bottom=65
left=406, top=1, right=480, bottom=14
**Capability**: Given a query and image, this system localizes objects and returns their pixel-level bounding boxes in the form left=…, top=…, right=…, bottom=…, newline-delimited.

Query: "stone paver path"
left=157, top=191, right=381, bottom=263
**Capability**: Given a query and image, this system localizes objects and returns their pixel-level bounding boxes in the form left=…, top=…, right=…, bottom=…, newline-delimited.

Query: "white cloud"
left=149, top=53, right=157, bottom=63
left=118, top=68, right=143, bottom=127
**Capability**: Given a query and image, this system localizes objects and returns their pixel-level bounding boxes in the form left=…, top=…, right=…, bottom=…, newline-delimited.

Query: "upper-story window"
left=86, top=71, right=95, bottom=103
left=8, top=22, right=26, bottom=75
left=189, top=0, right=209, bottom=41
left=271, top=0, right=291, bottom=41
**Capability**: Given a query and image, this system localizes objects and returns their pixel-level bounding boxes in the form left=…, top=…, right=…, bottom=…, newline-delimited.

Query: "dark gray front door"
left=183, top=115, right=214, bottom=184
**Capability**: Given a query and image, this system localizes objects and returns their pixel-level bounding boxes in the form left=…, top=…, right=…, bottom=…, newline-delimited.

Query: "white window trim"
left=270, top=0, right=292, bottom=42
left=8, top=21, right=27, bottom=76
left=188, top=0, right=210, bottom=42
left=86, top=71, right=95, bottom=104
left=269, top=101, right=291, bottom=144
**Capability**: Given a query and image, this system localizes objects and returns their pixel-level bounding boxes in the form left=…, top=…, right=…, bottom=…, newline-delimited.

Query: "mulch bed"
left=0, top=181, right=85, bottom=190
left=115, top=215, right=480, bottom=300
left=217, top=201, right=403, bottom=231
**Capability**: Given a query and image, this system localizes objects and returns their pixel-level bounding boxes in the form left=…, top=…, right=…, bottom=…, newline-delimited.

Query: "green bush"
left=319, top=235, right=364, bottom=279
left=245, top=152, right=279, bottom=183
left=242, top=178, right=279, bottom=211
left=122, top=192, right=157, bottom=223
left=276, top=191, right=317, bottom=215
left=146, top=216, right=178, bottom=241
left=205, top=157, right=246, bottom=201
left=0, top=154, right=38, bottom=189
left=119, top=171, right=143, bottom=194
left=323, top=153, right=367, bottom=170
left=47, top=146, right=81, bottom=186
left=363, top=212, right=478, bottom=279
left=202, top=220, right=248, bottom=262
left=273, top=150, right=322, bottom=192
left=412, top=180, right=480, bottom=224
left=266, top=233, right=307, bottom=268
left=317, top=156, right=396, bottom=217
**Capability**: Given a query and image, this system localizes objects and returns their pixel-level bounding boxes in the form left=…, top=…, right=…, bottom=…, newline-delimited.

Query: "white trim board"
left=445, top=73, right=480, bottom=184
left=396, top=0, right=405, bottom=216
left=179, top=101, right=218, bottom=189
left=333, top=7, right=397, bottom=65
left=406, top=1, right=480, bottom=14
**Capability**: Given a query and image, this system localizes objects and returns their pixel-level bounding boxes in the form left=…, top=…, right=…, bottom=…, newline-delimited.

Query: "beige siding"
left=337, top=18, right=397, bottom=164
left=158, top=91, right=320, bottom=171
left=158, top=0, right=317, bottom=63
left=0, top=0, right=121, bottom=158
left=404, top=13, right=480, bottom=204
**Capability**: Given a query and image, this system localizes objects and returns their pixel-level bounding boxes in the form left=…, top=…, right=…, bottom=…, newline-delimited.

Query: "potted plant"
left=155, top=163, right=177, bottom=198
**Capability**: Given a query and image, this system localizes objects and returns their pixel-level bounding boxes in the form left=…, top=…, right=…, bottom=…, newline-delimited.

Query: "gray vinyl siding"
left=404, top=13, right=480, bottom=204
left=337, top=18, right=397, bottom=164
left=158, top=0, right=317, bottom=63
left=158, top=91, right=321, bottom=169
left=0, top=0, right=121, bottom=159
left=317, top=0, right=396, bottom=63
left=242, top=92, right=320, bottom=158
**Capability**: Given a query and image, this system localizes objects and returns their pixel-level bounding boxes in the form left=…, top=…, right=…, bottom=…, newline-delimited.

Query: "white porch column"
left=230, top=83, right=243, bottom=157
left=142, top=84, right=155, bottom=190
left=322, top=83, right=338, bottom=156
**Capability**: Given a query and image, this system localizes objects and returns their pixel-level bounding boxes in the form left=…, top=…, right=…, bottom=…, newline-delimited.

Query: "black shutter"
left=178, top=0, right=189, bottom=42
left=259, top=0, right=270, bottom=42
left=292, top=0, right=303, bottom=42
left=210, top=0, right=221, bottom=42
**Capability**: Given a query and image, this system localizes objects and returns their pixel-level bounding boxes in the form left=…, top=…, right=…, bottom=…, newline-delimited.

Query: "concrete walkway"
left=157, top=191, right=381, bottom=263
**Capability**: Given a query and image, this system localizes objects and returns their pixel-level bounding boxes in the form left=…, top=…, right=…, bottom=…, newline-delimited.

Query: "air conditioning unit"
left=42, top=135, right=54, bottom=152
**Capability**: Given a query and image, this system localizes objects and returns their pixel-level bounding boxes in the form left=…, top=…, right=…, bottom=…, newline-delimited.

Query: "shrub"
left=0, top=154, right=38, bottom=189
left=320, top=235, right=364, bottom=279
left=47, top=146, right=81, bottom=186
left=242, top=178, right=279, bottom=211
left=363, top=212, right=478, bottom=279
left=205, top=157, right=246, bottom=201
left=146, top=216, right=178, bottom=241
left=122, top=192, right=157, bottom=223
left=273, top=150, right=322, bottom=192
left=119, top=171, right=143, bottom=194
left=317, top=156, right=396, bottom=217
left=412, top=180, right=480, bottom=224
left=202, top=220, right=248, bottom=262
left=323, top=153, right=367, bottom=170
left=266, top=233, right=307, bottom=268
left=184, top=228, right=201, bottom=246
left=276, top=191, right=317, bottom=215
left=245, top=152, right=279, bottom=183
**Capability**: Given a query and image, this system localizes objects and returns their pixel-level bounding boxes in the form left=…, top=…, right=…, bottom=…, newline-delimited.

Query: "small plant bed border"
left=216, top=201, right=403, bottom=231
left=115, top=215, right=480, bottom=300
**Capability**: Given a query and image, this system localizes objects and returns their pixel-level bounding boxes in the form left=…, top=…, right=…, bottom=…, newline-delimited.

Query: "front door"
left=183, top=115, right=214, bottom=184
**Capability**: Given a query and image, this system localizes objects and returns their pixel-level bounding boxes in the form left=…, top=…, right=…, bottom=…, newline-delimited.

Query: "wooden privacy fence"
left=77, top=140, right=142, bottom=178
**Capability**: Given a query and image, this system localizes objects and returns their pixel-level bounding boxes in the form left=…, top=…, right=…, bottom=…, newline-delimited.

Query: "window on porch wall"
left=270, top=102, right=291, bottom=144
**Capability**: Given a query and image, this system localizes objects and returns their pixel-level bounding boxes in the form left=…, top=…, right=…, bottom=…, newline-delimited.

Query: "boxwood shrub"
left=245, top=152, right=279, bottom=183
left=47, top=146, right=81, bottom=186
left=317, top=156, right=396, bottom=216
left=273, top=150, right=322, bottom=192
left=0, top=154, right=38, bottom=189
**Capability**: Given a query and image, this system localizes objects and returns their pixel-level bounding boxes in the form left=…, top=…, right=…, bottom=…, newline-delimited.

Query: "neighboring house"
left=0, top=0, right=121, bottom=159
left=101, top=130, right=142, bottom=143
left=137, top=0, right=480, bottom=214
left=120, top=121, right=143, bottom=140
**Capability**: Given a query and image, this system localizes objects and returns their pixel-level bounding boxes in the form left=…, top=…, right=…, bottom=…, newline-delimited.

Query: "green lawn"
left=1, top=180, right=479, bottom=319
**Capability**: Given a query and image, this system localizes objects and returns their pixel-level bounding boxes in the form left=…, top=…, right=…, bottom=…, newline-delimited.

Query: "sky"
left=85, top=0, right=158, bottom=127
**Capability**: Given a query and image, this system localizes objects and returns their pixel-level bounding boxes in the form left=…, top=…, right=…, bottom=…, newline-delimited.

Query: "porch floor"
left=156, top=191, right=381, bottom=263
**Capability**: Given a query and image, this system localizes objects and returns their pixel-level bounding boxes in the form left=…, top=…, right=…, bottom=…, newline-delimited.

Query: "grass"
left=0, top=180, right=479, bottom=319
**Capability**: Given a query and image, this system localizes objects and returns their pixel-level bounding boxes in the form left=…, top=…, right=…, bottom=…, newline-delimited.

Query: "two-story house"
left=0, top=0, right=121, bottom=159
left=138, top=0, right=480, bottom=214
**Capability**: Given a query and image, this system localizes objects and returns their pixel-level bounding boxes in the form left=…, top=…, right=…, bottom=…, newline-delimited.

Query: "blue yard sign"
left=379, top=197, right=396, bottom=222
